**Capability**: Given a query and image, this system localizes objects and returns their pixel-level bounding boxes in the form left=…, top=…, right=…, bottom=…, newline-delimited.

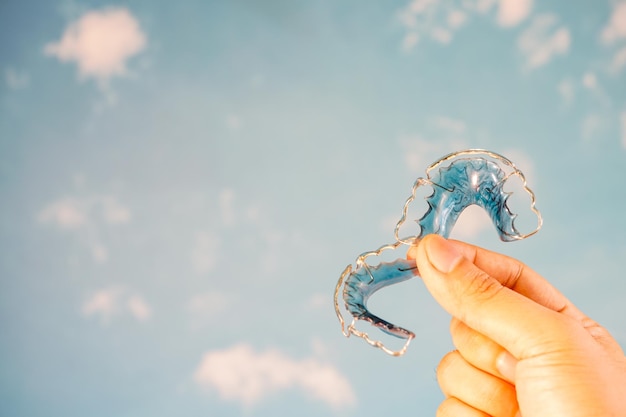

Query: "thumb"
left=413, top=234, right=578, bottom=360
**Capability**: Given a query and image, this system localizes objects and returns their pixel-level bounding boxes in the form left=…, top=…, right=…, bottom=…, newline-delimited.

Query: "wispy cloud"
left=582, top=71, right=598, bottom=90
left=226, top=115, right=243, bottom=132
left=557, top=71, right=612, bottom=109
left=447, top=9, right=467, bottom=29
left=398, top=0, right=532, bottom=51
left=517, top=14, right=570, bottom=69
left=402, top=31, right=420, bottom=51
left=433, top=115, right=467, bottom=135
left=38, top=195, right=131, bottom=228
left=82, top=287, right=152, bottom=324
left=306, top=293, right=330, bottom=310
left=38, top=197, right=88, bottom=229
left=619, top=110, right=626, bottom=149
left=580, top=71, right=611, bottom=107
left=556, top=71, right=622, bottom=147
left=219, top=188, right=236, bottom=226
left=501, top=148, right=536, bottom=185
left=38, top=194, right=132, bottom=263
left=91, top=242, right=108, bottom=263
left=193, top=344, right=356, bottom=410
left=401, top=136, right=455, bottom=173
left=4, top=67, right=30, bottom=90
left=191, top=232, right=221, bottom=275
left=44, top=8, right=146, bottom=85
left=496, top=0, right=533, bottom=27
left=127, top=296, right=152, bottom=321
left=82, top=287, right=122, bottom=323
left=399, top=117, right=468, bottom=174
left=397, top=0, right=568, bottom=72
left=557, top=77, right=575, bottom=106
left=609, top=46, right=626, bottom=73
left=600, top=2, right=626, bottom=45
left=187, top=291, right=232, bottom=328
left=600, top=2, right=626, bottom=74
left=102, top=196, right=132, bottom=224
left=397, top=0, right=463, bottom=50
left=576, top=71, right=614, bottom=141
left=581, top=114, right=608, bottom=141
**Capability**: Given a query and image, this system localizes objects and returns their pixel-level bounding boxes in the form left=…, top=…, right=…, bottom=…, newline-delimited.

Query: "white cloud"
left=127, top=295, right=152, bottom=321
left=557, top=78, right=575, bottom=105
left=431, top=27, right=453, bottom=44
left=102, top=196, right=132, bottom=224
left=402, top=32, right=420, bottom=51
left=244, top=204, right=261, bottom=222
left=83, top=287, right=152, bottom=324
left=219, top=188, right=236, bottom=226
left=400, top=120, right=468, bottom=174
left=397, top=0, right=533, bottom=51
left=402, top=137, right=450, bottom=173
left=44, top=8, right=146, bottom=83
left=38, top=194, right=131, bottom=263
left=226, top=115, right=243, bottom=131
left=581, top=114, right=607, bottom=141
left=187, top=292, right=231, bottom=326
left=470, top=0, right=498, bottom=14
left=193, top=344, right=356, bottom=410
left=579, top=71, right=611, bottom=107
left=310, top=338, right=331, bottom=358
left=582, top=72, right=598, bottom=90
left=91, top=243, right=109, bottom=264
left=379, top=212, right=403, bottom=236
left=82, top=287, right=122, bottom=323
left=38, top=195, right=131, bottom=228
left=620, top=111, right=626, bottom=148
left=448, top=10, right=468, bottom=29
left=502, top=148, right=536, bottom=185
left=400, top=0, right=436, bottom=24
left=601, top=2, right=626, bottom=45
left=517, top=14, right=570, bottom=69
left=191, top=232, right=221, bottom=274
left=38, top=197, right=87, bottom=229
left=599, top=3, right=626, bottom=75
left=5, top=68, right=30, bottom=90
left=496, top=0, right=533, bottom=27
left=433, top=116, right=467, bottom=135
left=398, top=0, right=462, bottom=50
left=609, top=45, right=626, bottom=73
left=306, top=293, right=330, bottom=310
left=259, top=229, right=286, bottom=274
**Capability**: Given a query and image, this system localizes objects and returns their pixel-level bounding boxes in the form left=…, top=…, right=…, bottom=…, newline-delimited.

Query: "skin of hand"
left=407, top=234, right=626, bottom=417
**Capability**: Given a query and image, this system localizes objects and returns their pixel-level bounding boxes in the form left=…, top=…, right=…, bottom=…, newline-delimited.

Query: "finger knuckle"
left=505, top=261, right=525, bottom=289
left=449, top=317, right=463, bottom=335
left=458, top=268, right=504, bottom=304
left=436, top=397, right=459, bottom=417
left=436, top=350, right=461, bottom=382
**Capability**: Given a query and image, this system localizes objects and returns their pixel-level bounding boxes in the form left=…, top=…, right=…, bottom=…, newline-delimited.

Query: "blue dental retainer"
left=334, top=149, right=542, bottom=356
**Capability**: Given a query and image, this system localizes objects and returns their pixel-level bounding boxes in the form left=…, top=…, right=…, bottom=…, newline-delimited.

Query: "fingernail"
left=407, top=245, right=418, bottom=260
left=496, top=350, right=517, bottom=383
left=425, top=235, right=463, bottom=273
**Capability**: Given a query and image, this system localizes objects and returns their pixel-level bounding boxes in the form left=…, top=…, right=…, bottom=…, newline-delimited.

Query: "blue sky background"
left=1, top=0, right=626, bottom=416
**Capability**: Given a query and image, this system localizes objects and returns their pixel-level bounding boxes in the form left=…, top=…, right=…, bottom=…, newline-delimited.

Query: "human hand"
left=408, top=234, right=626, bottom=417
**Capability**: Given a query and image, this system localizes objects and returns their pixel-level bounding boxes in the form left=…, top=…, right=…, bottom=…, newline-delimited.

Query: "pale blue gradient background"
left=1, top=1, right=625, bottom=416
